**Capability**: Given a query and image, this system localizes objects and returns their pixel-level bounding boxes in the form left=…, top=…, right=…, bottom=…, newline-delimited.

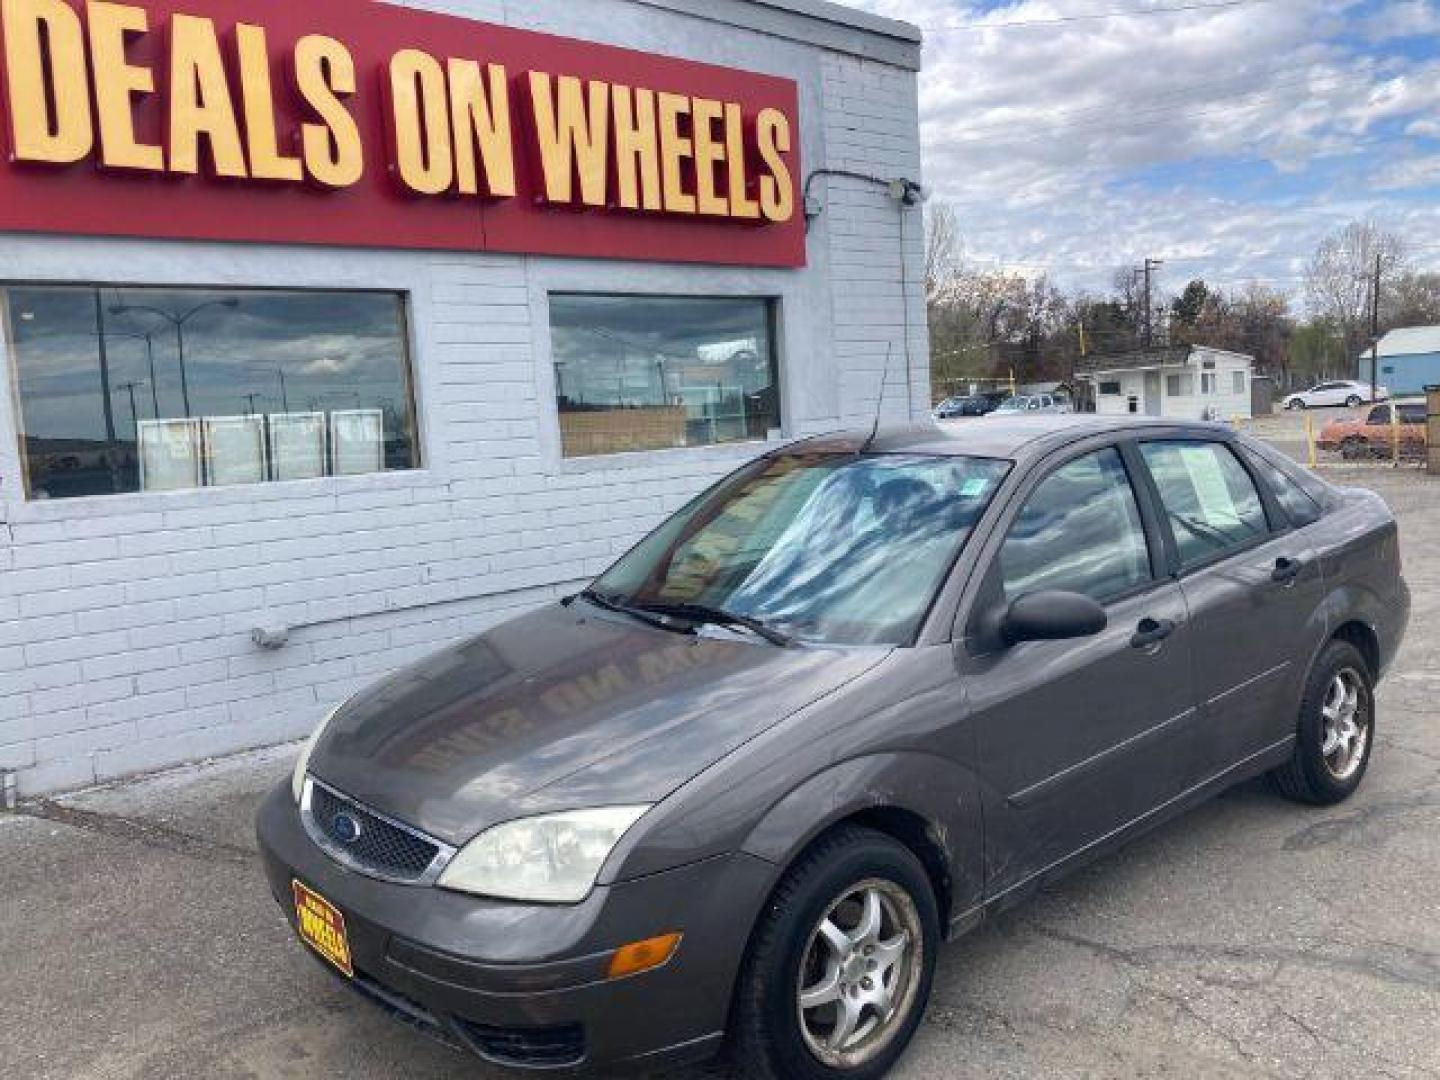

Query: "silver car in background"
left=988, top=393, right=1072, bottom=415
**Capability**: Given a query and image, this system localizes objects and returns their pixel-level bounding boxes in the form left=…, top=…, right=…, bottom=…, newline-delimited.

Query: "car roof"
left=788, top=415, right=1233, bottom=462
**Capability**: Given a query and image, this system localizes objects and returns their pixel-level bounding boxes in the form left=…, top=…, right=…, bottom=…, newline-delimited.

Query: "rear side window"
left=999, top=448, right=1152, bottom=604
left=1243, top=440, right=1336, bottom=512
left=1139, top=441, right=1269, bottom=568
left=1240, top=446, right=1323, bottom=528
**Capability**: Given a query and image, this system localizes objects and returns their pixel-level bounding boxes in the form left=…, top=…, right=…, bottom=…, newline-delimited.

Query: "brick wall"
left=0, top=0, right=926, bottom=795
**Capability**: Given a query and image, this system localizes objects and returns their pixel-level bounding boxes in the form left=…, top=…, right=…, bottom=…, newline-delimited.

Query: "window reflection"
left=550, top=294, right=780, bottom=457
left=1140, top=441, right=1268, bottom=567
left=593, top=453, right=1011, bottom=646
left=1001, top=449, right=1151, bottom=604
left=4, top=286, right=418, bottom=499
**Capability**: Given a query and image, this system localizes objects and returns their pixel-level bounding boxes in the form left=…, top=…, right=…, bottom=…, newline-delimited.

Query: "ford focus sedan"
left=257, top=415, right=1408, bottom=1079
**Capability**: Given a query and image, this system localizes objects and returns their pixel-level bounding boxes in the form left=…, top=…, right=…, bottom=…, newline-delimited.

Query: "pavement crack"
left=1023, top=921, right=1440, bottom=992
left=18, top=799, right=257, bottom=866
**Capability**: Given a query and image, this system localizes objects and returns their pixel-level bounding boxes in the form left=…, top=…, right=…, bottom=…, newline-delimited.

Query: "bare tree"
left=1305, top=220, right=1408, bottom=358
left=924, top=202, right=962, bottom=305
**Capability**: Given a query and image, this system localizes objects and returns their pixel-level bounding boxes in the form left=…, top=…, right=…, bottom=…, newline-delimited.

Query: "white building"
left=0, top=0, right=927, bottom=794
left=1083, top=346, right=1254, bottom=421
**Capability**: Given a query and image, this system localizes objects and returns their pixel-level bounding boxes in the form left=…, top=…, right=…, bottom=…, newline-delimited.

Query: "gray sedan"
left=257, top=415, right=1408, bottom=1079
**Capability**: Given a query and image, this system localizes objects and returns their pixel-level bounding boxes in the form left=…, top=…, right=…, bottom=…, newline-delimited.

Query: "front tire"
left=729, top=827, right=940, bottom=1080
left=1340, top=436, right=1369, bottom=460
left=1287, top=399, right=1306, bottom=410
left=1346, top=395, right=1364, bottom=408
left=1270, top=640, right=1375, bottom=805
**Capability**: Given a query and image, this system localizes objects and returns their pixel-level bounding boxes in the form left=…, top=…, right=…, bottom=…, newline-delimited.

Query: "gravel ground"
left=2, top=468, right=1437, bottom=1080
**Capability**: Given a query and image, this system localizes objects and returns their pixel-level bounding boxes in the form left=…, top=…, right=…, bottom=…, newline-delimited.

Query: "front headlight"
left=291, top=701, right=343, bottom=803
left=437, top=806, right=651, bottom=904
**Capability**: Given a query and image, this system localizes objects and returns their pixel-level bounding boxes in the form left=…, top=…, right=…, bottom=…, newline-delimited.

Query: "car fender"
left=1309, top=581, right=1392, bottom=676
left=738, top=751, right=985, bottom=929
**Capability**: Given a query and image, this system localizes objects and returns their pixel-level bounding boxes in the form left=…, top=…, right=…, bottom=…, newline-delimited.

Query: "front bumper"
left=255, top=783, right=775, bottom=1073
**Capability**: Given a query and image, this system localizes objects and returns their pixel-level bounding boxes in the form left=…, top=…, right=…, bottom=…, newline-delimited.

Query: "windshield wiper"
left=631, top=601, right=795, bottom=647
left=577, top=590, right=691, bottom=635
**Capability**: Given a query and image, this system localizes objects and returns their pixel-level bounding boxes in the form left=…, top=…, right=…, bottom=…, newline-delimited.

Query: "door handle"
left=1272, top=557, right=1302, bottom=584
left=1131, top=617, right=1177, bottom=650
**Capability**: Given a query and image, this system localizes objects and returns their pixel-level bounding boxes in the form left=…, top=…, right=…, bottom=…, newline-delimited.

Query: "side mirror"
left=1001, top=590, right=1108, bottom=646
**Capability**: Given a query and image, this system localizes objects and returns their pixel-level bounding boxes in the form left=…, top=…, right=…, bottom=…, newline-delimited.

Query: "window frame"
left=1129, top=434, right=1283, bottom=578
left=1, top=280, right=423, bottom=503
left=546, top=290, right=783, bottom=461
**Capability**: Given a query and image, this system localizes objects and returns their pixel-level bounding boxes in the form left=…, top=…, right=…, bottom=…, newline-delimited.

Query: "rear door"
left=1134, top=438, right=1325, bottom=776
left=959, top=441, right=1199, bottom=898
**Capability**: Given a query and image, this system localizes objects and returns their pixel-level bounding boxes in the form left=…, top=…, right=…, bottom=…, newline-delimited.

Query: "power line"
left=922, top=0, right=1278, bottom=33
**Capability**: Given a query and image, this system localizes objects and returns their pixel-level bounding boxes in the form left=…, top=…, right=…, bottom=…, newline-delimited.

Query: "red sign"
left=0, top=0, right=805, bottom=267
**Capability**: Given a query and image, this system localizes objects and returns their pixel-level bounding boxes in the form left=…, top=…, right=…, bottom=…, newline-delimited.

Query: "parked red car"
left=1317, top=401, right=1428, bottom=459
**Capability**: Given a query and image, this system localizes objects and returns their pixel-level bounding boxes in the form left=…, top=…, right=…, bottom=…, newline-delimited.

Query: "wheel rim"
left=1320, top=667, right=1370, bottom=782
left=795, top=879, right=924, bottom=1069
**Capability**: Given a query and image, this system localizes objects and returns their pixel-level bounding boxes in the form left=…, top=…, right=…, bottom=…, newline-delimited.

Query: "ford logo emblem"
left=330, top=812, right=363, bottom=845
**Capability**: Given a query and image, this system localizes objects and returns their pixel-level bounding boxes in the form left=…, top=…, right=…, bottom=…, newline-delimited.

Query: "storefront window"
left=550, top=294, right=780, bottom=457
left=3, top=286, right=418, bottom=500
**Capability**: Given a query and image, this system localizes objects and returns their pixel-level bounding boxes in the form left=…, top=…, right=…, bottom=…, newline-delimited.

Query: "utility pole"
left=1369, top=252, right=1383, bottom=401
left=1139, top=258, right=1164, bottom=348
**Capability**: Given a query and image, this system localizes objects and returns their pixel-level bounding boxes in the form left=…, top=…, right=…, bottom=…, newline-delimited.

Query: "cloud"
left=840, top=0, right=1440, bottom=300
left=1361, top=0, right=1440, bottom=42
left=1371, top=153, right=1440, bottom=189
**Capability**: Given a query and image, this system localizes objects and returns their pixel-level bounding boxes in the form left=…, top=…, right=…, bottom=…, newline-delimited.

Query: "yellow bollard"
left=1306, top=413, right=1317, bottom=468
left=1391, top=400, right=1401, bottom=469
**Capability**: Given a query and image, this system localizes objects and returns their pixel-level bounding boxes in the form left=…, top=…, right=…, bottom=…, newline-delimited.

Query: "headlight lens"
left=291, top=702, right=343, bottom=803
left=437, top=806, right=650, bottom=904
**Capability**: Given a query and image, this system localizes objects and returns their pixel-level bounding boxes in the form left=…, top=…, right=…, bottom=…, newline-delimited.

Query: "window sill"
left=3, top=468, right=438, bottom=522
left=556, top=436, right=786, bottom=475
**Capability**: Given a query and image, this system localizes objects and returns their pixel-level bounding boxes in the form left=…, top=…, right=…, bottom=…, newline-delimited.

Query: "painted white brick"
left=0, top=0, right=925, bottom=794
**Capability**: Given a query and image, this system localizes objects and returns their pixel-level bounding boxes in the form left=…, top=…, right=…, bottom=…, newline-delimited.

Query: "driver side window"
left=999, top=448, right=1153, bottom=604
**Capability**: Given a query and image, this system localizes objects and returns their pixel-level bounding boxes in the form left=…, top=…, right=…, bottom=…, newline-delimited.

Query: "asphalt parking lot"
left=3, top=464, right=1437, bottom=1080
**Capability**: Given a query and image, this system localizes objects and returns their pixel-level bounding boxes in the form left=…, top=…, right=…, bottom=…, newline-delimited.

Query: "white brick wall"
left=0, top=0, right=926, bottom=795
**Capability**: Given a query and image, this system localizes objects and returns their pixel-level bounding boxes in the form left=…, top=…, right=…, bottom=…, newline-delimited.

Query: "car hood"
left=309, top=602, right=889, bottom=845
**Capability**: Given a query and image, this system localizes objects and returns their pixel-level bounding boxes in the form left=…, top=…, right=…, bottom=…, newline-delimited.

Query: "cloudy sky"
left=843, top=0, right=1440, bottom=301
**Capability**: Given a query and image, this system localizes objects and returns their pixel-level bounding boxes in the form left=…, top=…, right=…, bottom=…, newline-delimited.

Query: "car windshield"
left=590, top=452, right=1012, bottom=646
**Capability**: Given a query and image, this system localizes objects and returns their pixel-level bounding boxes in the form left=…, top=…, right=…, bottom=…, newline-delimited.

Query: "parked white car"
left=1283, top=380, right=1389, bottom=410
left=987, top=393, right=1073, bottom=415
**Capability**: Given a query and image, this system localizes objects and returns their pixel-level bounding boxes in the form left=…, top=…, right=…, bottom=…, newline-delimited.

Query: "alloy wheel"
left=795, top=879, right=924, bottom=1069
left=1320, top=667, right=1370, bottom=782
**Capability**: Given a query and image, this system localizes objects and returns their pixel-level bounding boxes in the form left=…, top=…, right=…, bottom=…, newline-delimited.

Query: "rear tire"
left=1270, top=640, right=1375, bottom=806
left=728, top=827, right=940, bottom=1080
left=1346, top=395, right=1364, bottom=408
left=1340, top=436, right=1369, bottom=460
left=1288, top=399, right=1306, bottom=410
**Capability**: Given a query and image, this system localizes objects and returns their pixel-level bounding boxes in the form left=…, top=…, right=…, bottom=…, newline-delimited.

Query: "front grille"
left=304, top=781, right=447, bottom=883
left=454, top=1019, right=586, bottom=1069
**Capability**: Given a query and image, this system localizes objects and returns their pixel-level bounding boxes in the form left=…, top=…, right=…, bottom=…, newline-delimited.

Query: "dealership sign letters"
left=0, top=0, right=805, bottom=266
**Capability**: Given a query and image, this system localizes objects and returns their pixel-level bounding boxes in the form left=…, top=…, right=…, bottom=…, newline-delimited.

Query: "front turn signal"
left=606, top=932, right=682, bottom=980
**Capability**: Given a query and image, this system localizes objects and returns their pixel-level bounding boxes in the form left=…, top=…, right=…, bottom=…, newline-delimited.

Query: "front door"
left=1144, top=371, right=1163, bottom=416
left=959, top=445, right=1198, bottom=899
left=1136, top=438, right=1325, bottom=774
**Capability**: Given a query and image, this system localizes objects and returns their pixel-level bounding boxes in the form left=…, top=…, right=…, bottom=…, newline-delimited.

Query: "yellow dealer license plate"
left=293, top=880, right=354, bottom=978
